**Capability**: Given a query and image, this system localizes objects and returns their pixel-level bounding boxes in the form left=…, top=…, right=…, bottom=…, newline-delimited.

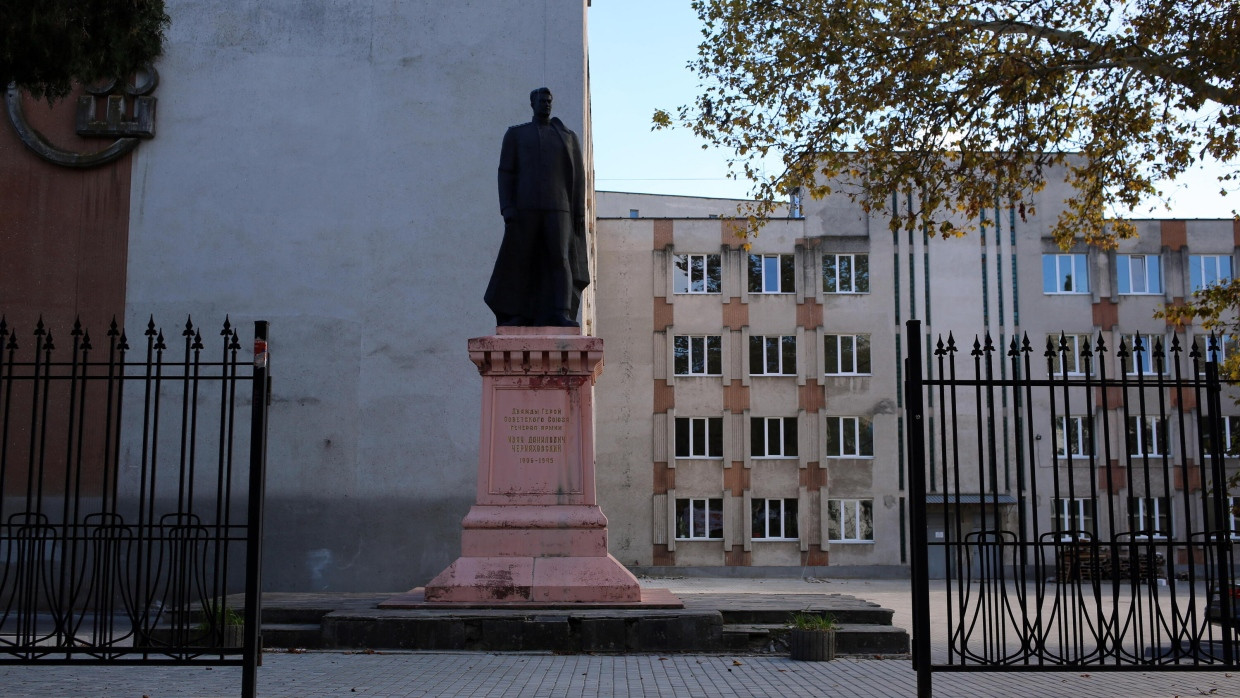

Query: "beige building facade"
left=593, top=187, right=1240, bottom=576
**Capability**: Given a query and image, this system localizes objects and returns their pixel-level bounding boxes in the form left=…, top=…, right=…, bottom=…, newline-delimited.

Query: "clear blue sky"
left=587, top=1, right=1235, bottom=219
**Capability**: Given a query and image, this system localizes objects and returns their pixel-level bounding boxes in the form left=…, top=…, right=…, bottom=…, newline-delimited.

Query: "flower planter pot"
left=789, top=628, right=836, bottom=661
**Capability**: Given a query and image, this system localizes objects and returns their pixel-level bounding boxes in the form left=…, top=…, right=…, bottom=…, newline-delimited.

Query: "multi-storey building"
left=593, top=186, right=1240, bottom=576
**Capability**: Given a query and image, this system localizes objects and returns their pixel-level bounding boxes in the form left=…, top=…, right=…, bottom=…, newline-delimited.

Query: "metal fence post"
left=905, top=320, right=932, bottom=697
left=242, top=321, right=269, bottom=698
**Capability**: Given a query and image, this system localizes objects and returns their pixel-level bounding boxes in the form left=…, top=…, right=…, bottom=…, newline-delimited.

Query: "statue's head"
left=530, top=87, right=553, bottom=120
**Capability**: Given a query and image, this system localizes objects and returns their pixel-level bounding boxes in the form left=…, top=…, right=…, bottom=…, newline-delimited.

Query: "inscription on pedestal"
left=488, top=381, right=583, bottom=497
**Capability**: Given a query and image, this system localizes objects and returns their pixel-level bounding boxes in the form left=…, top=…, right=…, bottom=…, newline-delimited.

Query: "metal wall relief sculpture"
left=5, top=65, right=158, bottom=168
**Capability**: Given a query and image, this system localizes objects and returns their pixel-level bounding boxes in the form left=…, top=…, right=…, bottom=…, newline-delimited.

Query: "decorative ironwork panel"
left=906, top=320, right=1237, bottom=697
left=0, top=315, right=268, bottom=697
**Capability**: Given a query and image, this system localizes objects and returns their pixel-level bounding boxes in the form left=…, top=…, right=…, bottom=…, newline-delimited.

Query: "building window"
left=674, top=335, right=722, bottom=376
left=827, top=499, right=873, bottom=542
left=1205, top=495, right=1240, bottom=540
left=751, top=498, right=799, bottom=540
left=1052, top=498, right=1096, bottom=540
left=826, top=416, right=874, bottom=457
left=1193, top=334, right=1235, bottom=371
left=1117, top=254, right=1162, bottom=294
left=1127, top=496, right=1171, bottom=539
left=1042, top=253, right=1089, bottom=294
left=673, top=254, right=722, bottom=294
left=1127, top=416, right=1169, bottom=457
left=1121, top=333, right=1165, bottom=375
left=751, top=417, right=798, bottom=458
left=748, top=254, right=795, bottom=293
left=1047, top=334, right=1091, bottom=376
left=1054, top=416, right=1092, bottom=458
left=675, top=498, right=723, bottom=539
left=824, top=334, right=871, bottom=375
left=628, top=209, right=640, bottom=218
left=1201, top=415, right=1240, bottom=457
left=675, top=417, right=723, bottom=459
left=749, top=335, right=796, bottom=376
left=823, top=254, right=869, bottom=294
left=1190, top=254, right=1232, bottom=291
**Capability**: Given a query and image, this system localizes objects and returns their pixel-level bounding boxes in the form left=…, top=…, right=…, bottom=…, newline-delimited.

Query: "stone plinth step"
left=322, top=609, right=723, bottom=652
left=683, top=592, right=895, bottom=626
left=260, top=623, right=324, bottom=649
left=722, top=623, right=909, bottom=656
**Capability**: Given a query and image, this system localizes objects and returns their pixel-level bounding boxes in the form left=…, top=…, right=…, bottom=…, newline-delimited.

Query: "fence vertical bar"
left=905, top=320, right=932, bottom=697
left=242, top=321, right=269, bottom=698
left=1204, top=360, right=1235, bottom=664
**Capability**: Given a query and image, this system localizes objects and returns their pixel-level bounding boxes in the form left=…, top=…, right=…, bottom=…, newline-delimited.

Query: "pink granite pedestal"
left=421, top=328, right=640, bottom=603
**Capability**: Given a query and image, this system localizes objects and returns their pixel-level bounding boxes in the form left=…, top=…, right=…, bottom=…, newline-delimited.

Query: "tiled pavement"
left=1, top=651, right=1237, bottom=697
left=2, top=578, right=1237, bottom=697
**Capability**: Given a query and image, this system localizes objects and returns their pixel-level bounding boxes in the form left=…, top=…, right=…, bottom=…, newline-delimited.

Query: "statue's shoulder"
left=507, top=121, right=533, bottom=132
left=550, top=117, right=576, bottom=136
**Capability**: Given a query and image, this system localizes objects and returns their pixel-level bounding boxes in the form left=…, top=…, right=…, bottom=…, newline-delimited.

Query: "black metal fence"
left=0, top=315, right=269, bottom=697
left=905, top=319, right=1237, bottom=697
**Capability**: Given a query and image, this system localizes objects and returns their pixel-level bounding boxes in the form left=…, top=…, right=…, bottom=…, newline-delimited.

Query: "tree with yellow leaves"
left=655, top=0, right=1240, bottom=251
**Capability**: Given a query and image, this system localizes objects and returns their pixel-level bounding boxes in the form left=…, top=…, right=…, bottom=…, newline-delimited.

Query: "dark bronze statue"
left=484, top=87, right=588, bottom=327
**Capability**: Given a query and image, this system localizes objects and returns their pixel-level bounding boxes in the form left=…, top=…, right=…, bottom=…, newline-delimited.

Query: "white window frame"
left=1128, top=496, right=1171, bottom=539
left=1052, top=497, right=1096, bottom=541
left=674, top=335, right=723, bottom=376
left=1042, top=253, right=1089, bottom=294
left=749, top=335, right=797, bottom=376
left=1202, top=414, right=1240, bottom=458
left=748, top=253, right=796, bottom=294
left=827, top=499, right=874, bottom=542
left=1117, top=254, right=1163, bottom=295
left=1047, top=334, right=1090, bottom=376
left=1122, top=333, right=1165, bottom=375
left=826, top=416, right=874, bottom=458
left=1189, top=254, right=1233, bottom=292
left=1127, top=415, right=1169, bottom=457
left=1194, top=335, right=1235, bottom=372
left=824, top=334, right=872, bottom=375
left=751, top=498, right=799, bottom=540
left=673, top=253, right=722, bottom=295
left=675, top=497, right=723, bottom=540
left=751, top=417, right=798, bottom=458
left=823, top=254, right=870, bottom=294
left=1054, top=415, right=1092, bottom=459
left=675, top=417, right=723, bottom=459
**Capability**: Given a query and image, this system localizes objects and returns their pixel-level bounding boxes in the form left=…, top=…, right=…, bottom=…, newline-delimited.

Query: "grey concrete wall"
left=123, top=0, right=590, bottom=591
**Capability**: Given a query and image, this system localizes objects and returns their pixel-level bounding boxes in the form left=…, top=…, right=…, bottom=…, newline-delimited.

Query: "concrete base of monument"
left=416, top=504, right=643, bottom=604
left=417, top=552, right=643, bottom=604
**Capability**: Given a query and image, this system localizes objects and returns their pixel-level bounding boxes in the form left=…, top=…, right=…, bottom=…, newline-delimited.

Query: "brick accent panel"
left=1095, top=386, right=1125, bottom=410
left=654, top=381, right=675, bottom=413
left=654, top=297, right=674, bottom=331
left=1170, top=388, right=1197, bottom=410
left=1173, top=462, right=1201, bottom=492
left=725, top=549, right=752, bottom=566
left=653, top=544, right=674, bottom=566
left=801, top=550, right=828, bottom=566
left=797, top=299, right=823, bottom=329
left=722, top=218, right=747, bottom=249
left=799, top=380, right=826, bottom=412
left=1092, top=299, right=1118, bottom=330
left=1176, top=548, right=1206, bottom=565
left=1160, top=220, right=1187, bottom=250
left=1099, top=461, right=1128, bottom=493
left=724, top=383, right=750, bottom=412
left=724, top=466, right=750, bottom=496
left=722, top=299, right=749, bottom=330
left=1235, top=219, right=1240, bottom=247
left=654, top=219, right=674, bottom=250
left=799, top=462, right=827, bottom=489
left=654, top=462, right=674, bottom=494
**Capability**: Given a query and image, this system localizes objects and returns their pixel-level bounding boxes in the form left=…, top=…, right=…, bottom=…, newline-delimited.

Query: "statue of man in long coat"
left=484, top=87, right=589, bottom=327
